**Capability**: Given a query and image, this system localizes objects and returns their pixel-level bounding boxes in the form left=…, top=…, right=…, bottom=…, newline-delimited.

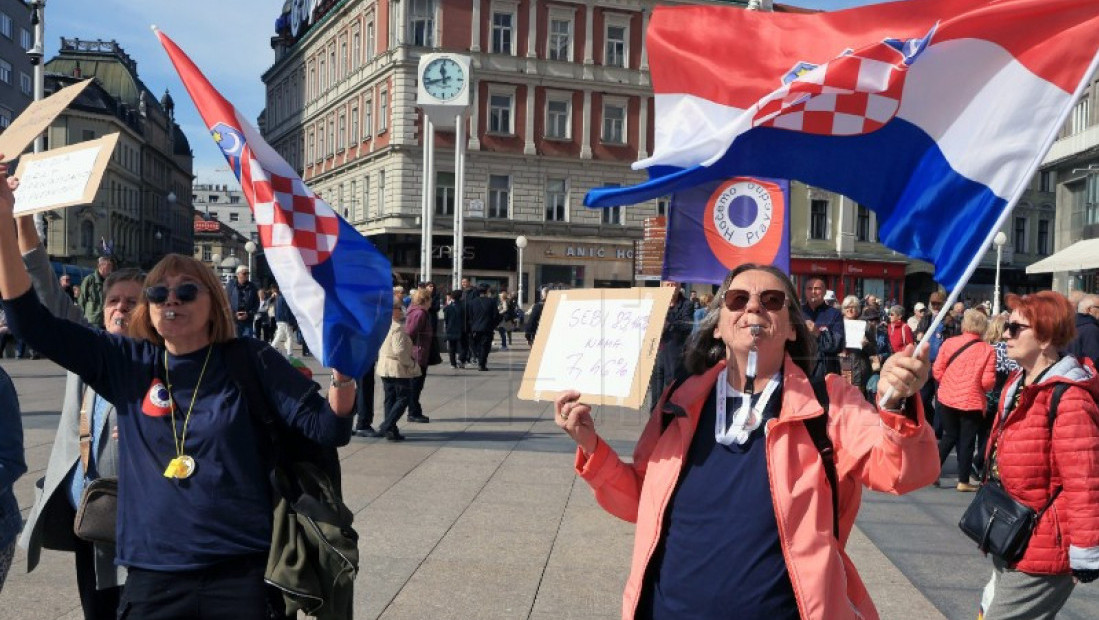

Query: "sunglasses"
left=723, top=288, right=787, bottom=312
left=145, top=283, right=203, bottom=305
left=1003, top=321, right=1031, bottom=338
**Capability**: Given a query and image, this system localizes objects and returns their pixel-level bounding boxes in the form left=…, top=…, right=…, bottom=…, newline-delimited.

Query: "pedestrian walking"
left=496, top=291, right=515, bottom=349
left=77, top=256, right=114, bottom=328
left=404, top=288, right=434, bottom=424
left=524, top=287, right=548, bottom=346
left=554, top=263, right=938, bottom=619
left=352, top=362, right=377, bottom=438
left=976, top=291, right=1099, bottom=619
left=225, top=265, right=259, bottom=338
left=375, top=298, right=420, bottom=441
left=269, top=285, right=296, bottom=356
left=932, top=309, right=996, bottom=491
left=458, top=278, right=476, bottom=366
left=254, top=288, right=272, bottom=341
left=466, top=283, right=501, bottom=371
left=443, top=290, right=465, bottom=368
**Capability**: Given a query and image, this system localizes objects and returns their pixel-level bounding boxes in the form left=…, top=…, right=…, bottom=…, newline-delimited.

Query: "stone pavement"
left=0, top=344, right=947, bottom=619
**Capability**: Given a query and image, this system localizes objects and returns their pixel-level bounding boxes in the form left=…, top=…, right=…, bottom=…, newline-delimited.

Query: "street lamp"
left=515, top=235, right=528, bottom=308
left=244, top=240, right=257, bottom=278
left=992, top=231, right=1007, bottom=315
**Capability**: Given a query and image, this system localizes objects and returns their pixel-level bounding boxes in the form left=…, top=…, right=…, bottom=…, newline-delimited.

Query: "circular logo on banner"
left=703, top=178, right=785, bottom=268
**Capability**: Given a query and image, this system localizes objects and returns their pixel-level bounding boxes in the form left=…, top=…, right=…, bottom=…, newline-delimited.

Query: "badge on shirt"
left=142, top=379, right=173, bottom=417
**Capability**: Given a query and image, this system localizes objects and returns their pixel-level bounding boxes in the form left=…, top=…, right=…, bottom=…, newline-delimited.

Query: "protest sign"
left=12, top=133, right=120, bottom=215
left=519, top=287, right=675, bottom=409
left=844, top=319, right=867, bottom=349
left=0, top=79, right=92, bottom=162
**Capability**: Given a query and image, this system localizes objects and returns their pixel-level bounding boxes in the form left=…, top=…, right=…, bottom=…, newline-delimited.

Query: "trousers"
left=118, top=554, right=283, bottom=620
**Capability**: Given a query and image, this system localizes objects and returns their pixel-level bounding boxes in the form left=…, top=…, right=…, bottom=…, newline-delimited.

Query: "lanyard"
left=715, top=368, right=781, bottom=446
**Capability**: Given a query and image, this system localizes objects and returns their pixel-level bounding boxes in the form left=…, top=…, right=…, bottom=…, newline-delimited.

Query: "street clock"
left=417, top=53, right=471, bottom=108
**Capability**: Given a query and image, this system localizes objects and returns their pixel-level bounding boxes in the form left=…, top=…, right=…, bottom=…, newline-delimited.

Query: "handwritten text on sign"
left=13, top=145, right=101, bottom=212
left=534, top=298, right=654, bottom=398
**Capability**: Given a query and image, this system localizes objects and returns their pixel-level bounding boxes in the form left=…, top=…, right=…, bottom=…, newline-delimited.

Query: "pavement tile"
left=381, top=558, right=543, bottom=620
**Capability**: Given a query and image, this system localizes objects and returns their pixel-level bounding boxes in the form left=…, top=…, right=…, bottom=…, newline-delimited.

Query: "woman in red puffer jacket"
left=978, top=292, right=1099, bottom=620
left=887, top=305, right=914, bottom=355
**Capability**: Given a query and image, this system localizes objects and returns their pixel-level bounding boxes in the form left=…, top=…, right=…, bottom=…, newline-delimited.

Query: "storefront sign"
left=551, top=246, right=634, bottom=260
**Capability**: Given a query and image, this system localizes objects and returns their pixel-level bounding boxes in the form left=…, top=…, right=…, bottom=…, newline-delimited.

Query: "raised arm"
left=0, top=165, right=33, bottom=300
left=16, top=216, right=88, bottom=326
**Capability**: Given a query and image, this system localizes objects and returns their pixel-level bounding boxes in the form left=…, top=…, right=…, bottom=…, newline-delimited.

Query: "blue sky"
left=43, top=0, right=901, bottom=187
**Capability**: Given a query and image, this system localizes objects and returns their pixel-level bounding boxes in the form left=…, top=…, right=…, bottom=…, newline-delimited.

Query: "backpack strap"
left=943, top=338, right=980, bottom=371
left=805, top=375, right=840, bottom=540
left=223, top=339, right=282, bottom=462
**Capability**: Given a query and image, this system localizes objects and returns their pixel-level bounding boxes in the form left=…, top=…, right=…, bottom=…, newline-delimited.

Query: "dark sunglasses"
left=723, top=289, right=786, bottom=312
left=1003, top=321, right=1031, bottom=338
left=145, top=283, right=203, bottom=305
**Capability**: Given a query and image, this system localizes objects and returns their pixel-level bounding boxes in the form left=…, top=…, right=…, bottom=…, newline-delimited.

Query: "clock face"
left=422, top=58, right=466, bottom=102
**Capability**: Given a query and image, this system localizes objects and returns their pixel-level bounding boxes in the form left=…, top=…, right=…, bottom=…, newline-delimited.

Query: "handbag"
left=958, top=479, right=1058, bottom=564
left=958, top=382, right=1069, bottom=563
left=71, top=387, right=118, bottom=544
left=73, top=477, right=118, bottom=544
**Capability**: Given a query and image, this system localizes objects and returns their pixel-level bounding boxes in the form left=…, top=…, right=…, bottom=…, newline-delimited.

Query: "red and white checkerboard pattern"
left=241, top=154, right=339, bottom=266
left=753, top=41, right=909, bottom=136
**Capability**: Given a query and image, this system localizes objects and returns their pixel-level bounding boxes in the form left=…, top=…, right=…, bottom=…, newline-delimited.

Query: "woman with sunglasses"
left=977, top=292, right=1099, bottom=619
left=0, top=166, right=356, bottom=619
left=555, top=263, right=939, bottom=620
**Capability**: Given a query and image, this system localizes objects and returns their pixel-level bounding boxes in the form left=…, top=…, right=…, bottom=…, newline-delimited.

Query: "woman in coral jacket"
left=978, top=292, right=1099, bottom=620
left=931, top=309, right=997, bottom=491
left=554, top=264, right=940, bottom=620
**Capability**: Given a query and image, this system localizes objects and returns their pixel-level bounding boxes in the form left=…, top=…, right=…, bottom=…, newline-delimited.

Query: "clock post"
left=416, top=53, right=472, bottom=289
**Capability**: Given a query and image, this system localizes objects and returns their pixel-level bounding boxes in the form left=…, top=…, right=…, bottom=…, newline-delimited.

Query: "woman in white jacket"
left=374, top=297, right=421, bottom=441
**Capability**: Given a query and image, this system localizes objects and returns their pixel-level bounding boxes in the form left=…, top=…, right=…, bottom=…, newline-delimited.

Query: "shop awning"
left=1026, top=238, right=1099, bottom=273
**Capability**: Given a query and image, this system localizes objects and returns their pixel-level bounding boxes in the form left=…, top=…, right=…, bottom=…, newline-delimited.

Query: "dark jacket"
left=225, top=279, right=260, bottom=322
left=1067, top=313, right=1099, bottom=364
left=274, top=294, right=295, bottom=325
left=802, top=302, right=846, bottom=380
left=525, top=301, right=545, bottom=339
left=467, top=295, right=501, bottom=333
left=443, top=303, right=465, bottom=339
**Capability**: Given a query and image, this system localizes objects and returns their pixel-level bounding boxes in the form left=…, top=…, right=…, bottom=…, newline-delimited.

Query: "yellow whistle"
left=163, top=457, right=181, bottom=478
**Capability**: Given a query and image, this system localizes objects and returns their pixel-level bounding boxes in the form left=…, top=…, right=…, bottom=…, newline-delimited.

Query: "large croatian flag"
left=586, top=0, right=1099, bottom=290
left=155, top=28, right=391, bottom=377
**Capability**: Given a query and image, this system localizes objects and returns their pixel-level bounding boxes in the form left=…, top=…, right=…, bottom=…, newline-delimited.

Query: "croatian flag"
left=586, top=0, right=1099, bottom=290
left=155, top=28, right=391, bottom=377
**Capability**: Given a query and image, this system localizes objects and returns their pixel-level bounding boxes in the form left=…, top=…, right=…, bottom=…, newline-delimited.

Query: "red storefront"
left=790, top=258, right=908, bottom=305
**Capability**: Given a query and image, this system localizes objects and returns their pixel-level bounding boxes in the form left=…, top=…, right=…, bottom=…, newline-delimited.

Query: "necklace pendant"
left=176, top=455, right=196, bottom=479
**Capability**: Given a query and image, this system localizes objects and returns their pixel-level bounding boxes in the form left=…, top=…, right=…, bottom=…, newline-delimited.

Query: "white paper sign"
left=12, top=133, right=119, bottom=215
left=518, top=287, right=675, bottom=408
left=844, top=319, right=867, bottom=349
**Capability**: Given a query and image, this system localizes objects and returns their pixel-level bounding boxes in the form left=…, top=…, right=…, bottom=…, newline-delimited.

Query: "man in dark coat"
left=458, top=277, right=476, bottom=366
left=1067, top=294, right=1099, bottom=364
left=650, top=282, right=695, bottom=402
left=224, top=265, right=260, bottom=337
left=466, top=284, right=501, bottom=371
left=443, top=290, right=465, bottom=368
left=801, top=277, right=846, bottom=380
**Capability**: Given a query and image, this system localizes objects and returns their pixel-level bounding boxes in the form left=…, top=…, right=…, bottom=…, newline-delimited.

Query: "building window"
left=546, top=96, right=571, bottom=139
left=327, top=119, right=335, bottom=156
left=547, top=14, right=572, bottom=61
left=1039, top=170, right=1055, bottom=193
left=604, top=17, right=629, bottom=68
left=0, top=108, right=10, bottom=129
left=856, top=205, right=871, bottom=242
left=408, top=0, right=436, bottom=47
left=337, top=112, right=346, bottom=151
left=350, top=105, right=359, bottom=144
left=210, top=211, right=220, bottom=220
left=0, top=60, right=11, bottom=85
left=364, top=98, right=374, bottom=136
left=378, top=170, right=386, bottom=214
left=328, top=45, right=336, bottom=85
left=657, top=196, right=670, bottom=217
left=1071, top=96, right=1090, bottom=135
left=19, top=27, right=30, bottom=50
left=492, top=9, right=515, bottom=55
left=352, top=30, right=361, bottom=70
left=489, top=92, right=514, bottom=134
left=0, top=14, right=11, bottom=39
left=1014, top=216, right=1027, bottom=254
left=362, top=176, right=371, bottom=218
left=602, top=205, right=622, bottom=225
left=366, top=21, right=376, bottom=61
left=435, top=171, right=455, bottom=216
left=229, top=195, right=241, bottom=204
left=202, top=246, right=212, bottom=261
left=308, top=63, right=316, bottom=99
left=229, top=212, right=240, bottom=222
left=1037, top=219, right=1050, bottom=255
left=379, top=90, right=388, bottom=131
left=602, top=99, right=626, bottom=144
left=318, top=122, right=326, bottom=158
left=339, top=37, right=348, bottom=79
left=318, top=58, right=326, bottom=91
left=546, top=178, right=568, bottom=222
left=488, top=174, right=510, bottom=218
left=810, top=199, right=829, bottom=240
left=20, top=72, right=30, bottom=96
left=307, top=129, right=315, bottom=162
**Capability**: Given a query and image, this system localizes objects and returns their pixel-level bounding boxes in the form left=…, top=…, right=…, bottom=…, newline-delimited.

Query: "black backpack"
left=224, top=339, right=359, bottom=618
left=658, top=370, right=840, bottom=539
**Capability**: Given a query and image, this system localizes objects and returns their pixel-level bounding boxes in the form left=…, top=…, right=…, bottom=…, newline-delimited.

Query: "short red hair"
left=1004, top=291, right=1075, bottom=349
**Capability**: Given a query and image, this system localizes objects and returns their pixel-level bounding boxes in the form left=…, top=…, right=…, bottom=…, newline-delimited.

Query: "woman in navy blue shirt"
left=0, top=165, right=356, bottom=619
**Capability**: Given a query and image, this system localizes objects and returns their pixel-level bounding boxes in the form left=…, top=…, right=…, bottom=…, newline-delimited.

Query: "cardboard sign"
left=519, top=287, right=675, bottom=409
left=0, top=79, right=92, bottom=162
left=844, top=319, right=867, bottom=349
left=12, top=133, right=120, bottom=215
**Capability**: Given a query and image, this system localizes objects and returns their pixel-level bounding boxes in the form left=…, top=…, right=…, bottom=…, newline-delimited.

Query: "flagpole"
left=879, top=48, right=1099, bottom=408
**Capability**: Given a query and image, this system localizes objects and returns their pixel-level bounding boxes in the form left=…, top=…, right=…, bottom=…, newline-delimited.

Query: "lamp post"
left=244, top=240, right=257, bottom=279
left=211, top=252, right=221, bottom=276
left=992, top=231, right=1007, bottom=315
left=28, top=1, right=46, bottom=244
left=515, top=235, right=528, bottom=307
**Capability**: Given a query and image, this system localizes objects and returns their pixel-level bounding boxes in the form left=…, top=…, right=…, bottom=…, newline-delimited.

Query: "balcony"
left=1043, top=124, right=1099, bottom=166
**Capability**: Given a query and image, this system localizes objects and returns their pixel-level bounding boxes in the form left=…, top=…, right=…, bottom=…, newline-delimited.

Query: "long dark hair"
left=682, top=264, right=816, bottom=376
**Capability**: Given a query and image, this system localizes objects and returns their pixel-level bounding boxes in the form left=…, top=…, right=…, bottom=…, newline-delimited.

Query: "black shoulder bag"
left=958, top=382, right=1068, bottom=564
